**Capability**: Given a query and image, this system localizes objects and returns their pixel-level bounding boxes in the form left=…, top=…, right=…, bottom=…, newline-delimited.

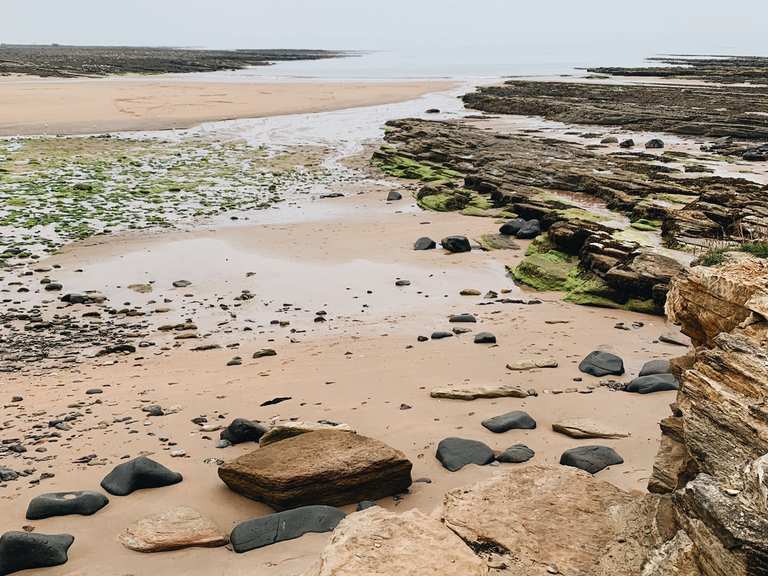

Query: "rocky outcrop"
left=303, top=507, right=488, bottom=576
left=218, top=430, right=413, bottom=510
left=647, top=258, right=768, bottom=575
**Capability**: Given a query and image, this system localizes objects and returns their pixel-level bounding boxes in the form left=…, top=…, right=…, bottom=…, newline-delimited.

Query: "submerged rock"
left=101, top=456, right=182, bottom=496
left=218, top=430, right=412, bottom=510
left=231, top=506, right=345, bottom=553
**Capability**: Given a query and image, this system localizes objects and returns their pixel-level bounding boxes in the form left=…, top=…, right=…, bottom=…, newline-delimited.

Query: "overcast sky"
left=2, top=0, right=766, bottom=57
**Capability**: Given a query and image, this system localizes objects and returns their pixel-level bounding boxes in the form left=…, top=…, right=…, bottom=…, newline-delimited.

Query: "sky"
left=2, top=0, right=767, bottom=59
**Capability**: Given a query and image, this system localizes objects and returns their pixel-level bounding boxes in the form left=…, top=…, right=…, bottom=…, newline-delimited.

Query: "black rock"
left=142, top=404, right=164, bottom=417
left=579, top=351, right=625, bottom=377
left=414, top=237, right=437, bottom=250
left=0, top=531, right=74, bottom=575
left=425, top=108, right=440, bottom=114
left=100, top=456, right=182, bottom=496
left=625, top=374, right=679, bottom=394
left=0, top=468, right=18, bottom=482
left=516, top=219, right=541, bottom=240
left=356, top=500, right=378, bottom=511
left=220, top=418, right=268, bottom=444
left=386, top=191, right=403, bottom=201
left=474, top=332, right=496, bottom=344
left=430, top=331, right=453, bottom=340
left=449, top=313, right=476, bottom=323
left=253, top=348, right=277, bottom=359
left=260, top=397, right=291, bottom=407
left=417, top=335, right=429, bottom=342
left=560, top=445, right=624, bottom=474
left=441, top=236, right=471, bottom=253
left=499, top=218, right=527, bottom=236
left=435, top=437, right=495, bottom=472
left=172, top=279, right=192, bottom=288
left=230, top=506, right=346, bottom=553
left=619, top=139, right=635, bottom=148
left=497, top=444, right=535, bottom=464
left=26, top=491, right=109, bottom=520
left=482, top=411, right=537, bottom=433
left=395, top=280, right=411, bottom=287
left=601, top=136, right=618, bottom=144
left=639, top=359, right=672, bottom=377
left=645, top=138, right=665, bottom=149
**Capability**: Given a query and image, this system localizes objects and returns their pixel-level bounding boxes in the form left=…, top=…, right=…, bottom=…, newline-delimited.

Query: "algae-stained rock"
left=231, top=506, right=345, bottom=553
left=552, top=418, right=630, bottom=439
left=442, top=466, right=659, bottom=575
left=218, top=430, right=412, bottom=510
left=511, top=249, right=577, bottom=291
left=118, top=506, right=226, bottom=552
left=303, top=507, right=487, bottom=576
left=101, top=456, right=182, bottom=496
left=0, top=532, right=74, bottom=575
left=430, top=384, right=529, bottom=400
left=26, top=491, right=109, bottom=520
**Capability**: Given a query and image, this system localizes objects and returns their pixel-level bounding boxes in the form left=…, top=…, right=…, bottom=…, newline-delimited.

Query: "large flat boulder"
left=218, top=430, right=412, bottom=510
left=303, top=507, right=487, bottom=576
left=441, top=466, right=663, bottom=575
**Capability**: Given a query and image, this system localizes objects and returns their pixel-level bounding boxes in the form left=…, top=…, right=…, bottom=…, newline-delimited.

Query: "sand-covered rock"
left=218, top=430, right=412, bottom=510
left=118, top=506, right=226, bottom=552
left=303, top=507, right=487, bottom=576
left=430, top=384, right=530, bottom=400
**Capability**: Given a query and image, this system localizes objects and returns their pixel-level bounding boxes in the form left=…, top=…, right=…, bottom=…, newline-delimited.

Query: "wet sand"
left=1, top=192, right=681, bottom=575
left=0, top=77, right=456, bottom=136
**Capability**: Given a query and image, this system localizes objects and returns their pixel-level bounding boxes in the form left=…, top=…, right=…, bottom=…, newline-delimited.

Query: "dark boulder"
left=441, top=236, right=471, bottom=253
left=414, top=237, right=437, bottom=251
left=436, top=438, right=495, bottom=472
left=578, top=351, right=625, bottom=377
left=645, top=138, right=665, bottom=149
left=639, top=359, right=672, bottom=376
left=497, top=444, right=535, bottom=463
left=220, top=419, right=268, bottom=444
left=431, top=331, right=453, bottom=340
left=625, top=374, right=679, bottom=394
left=230, top=506, right=346, bottom=553
left=619, top=139, right=635, bottom=148
left=499, top=218, right=527, bottom=236
left=560, top=445, right=624, bottom=474
left=100, top=456, right=182, bottom=496
left=516, top=219, right=541, bottom=240
left=26, top=491, right=109, bottom=520
left=481, top=411, right=537, bottom=433
left=474, top=332, right=496, bottom=344
left=0, top=532, right=74, bottom=575
left=386, top=191, right=403, bottom=201
left=449, top=313, right=476, bottom=323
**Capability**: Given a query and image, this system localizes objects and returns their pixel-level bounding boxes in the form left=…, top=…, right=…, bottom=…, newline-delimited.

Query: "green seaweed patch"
left=374, top=154, right=462, bottom=182
left=510, top=248, right=578, bottom=291
left=479, top=234, right=520, bottom=251
left=630, top=218, right=661, bottom=231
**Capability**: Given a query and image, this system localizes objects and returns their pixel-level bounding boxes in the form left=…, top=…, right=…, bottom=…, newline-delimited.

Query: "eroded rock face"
left=441, top=466, right=665, bottom=575
left=648, top=257, right=768, bottom=575
left=218, top=430, right=412, bottom=510
left=303, top=507, right=488, bottom=576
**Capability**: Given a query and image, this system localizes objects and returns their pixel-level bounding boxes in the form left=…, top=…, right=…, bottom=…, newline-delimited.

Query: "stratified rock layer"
left=218, top=430, right=412, bottom=510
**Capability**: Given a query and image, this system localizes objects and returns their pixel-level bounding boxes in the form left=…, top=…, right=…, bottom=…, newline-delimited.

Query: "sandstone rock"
left=430, top=384, right=530, bottom=400
left=552, top=418, right=630, bottom=439
left=218, top=430, right=412, bottom=510
left=118, top=506, right=226, bottom=552
left=442, top=466, right=663, bottom=575
left=505, top=357, right=558, bottom=370
left=304, top=508, right=487, bottom=576
left=259, top=421, right=354, bottom=447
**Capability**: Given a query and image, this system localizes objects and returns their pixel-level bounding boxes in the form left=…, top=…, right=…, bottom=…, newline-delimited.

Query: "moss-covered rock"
left=373, top=154, right=463, bottom=182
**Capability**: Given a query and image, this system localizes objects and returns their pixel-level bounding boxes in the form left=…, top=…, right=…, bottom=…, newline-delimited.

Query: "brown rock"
left=430, top=384, right=530, bottom=400
left=552, top=418, right=630, bottom=439
left=303, top=507, right=487, bottom=576
left=505, top=357, right=558, bottom=371
left=218, top=430, right=412, bottom=510
left=118, top=506, right=226, bottom=552
left=259, top=421, right=354, bottom=447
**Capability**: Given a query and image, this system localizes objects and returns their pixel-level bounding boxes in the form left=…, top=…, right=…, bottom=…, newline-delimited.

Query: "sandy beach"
left=0, top=77, right=456, bottom=136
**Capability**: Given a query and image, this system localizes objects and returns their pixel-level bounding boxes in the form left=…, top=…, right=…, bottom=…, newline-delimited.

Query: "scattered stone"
left=516, top=219, right=541, bottom=239
left=482, top=411, right=537, bottom=433
left=227, top=356, right=242, bottom=366
left=639, top=359, right=672, bottom=376
left=440, top=236, right=471, bottom=253
left=252, top=348, right=277, bottom=359
left=172, top=280, right=192, bottom=288
left=230, top=506, right=346, bottom=553
left=219, top=430, right=413, bottom=510
left=101, top=456, right=183, bottom=496
left=625, top=374, right=679, bottom=394
left=579, top=351, right=625, bottom=377
left=430, top=384, right=530, bottom=400
left=26, top=491, right=109, bottom=520
left=552, top=418, right=630, bottom=439
left=499, top=218, right=527, bottom=236
left=0, top=532, right=74, bottom=574
left=619, top=138, right=635, bottom=148
left=430, top=331, right=453, bottom=340
left=459, top=289, right=481, bottom=296
left=386, top=191, right=402, bottom=201
left=473, top=332, right=496, bottom=344
left=142, top=404, right=164, bottom=417
left=220, top=419, right=268, bottom=445
left=261, top=396, right=291, bottom=407
left=435, top=437, right=495, bottom=472
left=497, top=444, right=535, bottom=463
left=449, top=313, right=476, bottom=323
left=118, top=506, right=226, bottom=552
left=413, top=237, right=436, bottom=250
left=560, top=446, right=624, bottom=474
left=506, top=357, right=558, bottom=370
left=395, top=280, right=411, bottom=287
left=645, top=138, right=665, bottom=149
left=85, top=388, right=103, bottom=395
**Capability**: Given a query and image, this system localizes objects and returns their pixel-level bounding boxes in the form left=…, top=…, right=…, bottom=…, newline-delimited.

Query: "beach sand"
left=0, top=77, right=456, bottom=136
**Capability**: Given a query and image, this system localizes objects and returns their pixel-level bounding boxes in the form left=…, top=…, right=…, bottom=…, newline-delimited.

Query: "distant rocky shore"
left=0, top=44, right=350, bottom=77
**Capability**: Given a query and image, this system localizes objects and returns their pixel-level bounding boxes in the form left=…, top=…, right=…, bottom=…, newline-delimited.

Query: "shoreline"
left=0, top=78, right=458, bottom=136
